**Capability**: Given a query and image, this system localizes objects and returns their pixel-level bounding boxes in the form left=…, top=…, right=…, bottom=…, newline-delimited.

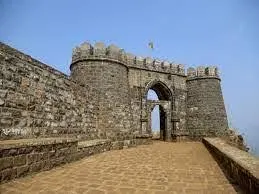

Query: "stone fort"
left=0, top=41, right=228, bottom=142
left=0, top=42, right=258, bottom=193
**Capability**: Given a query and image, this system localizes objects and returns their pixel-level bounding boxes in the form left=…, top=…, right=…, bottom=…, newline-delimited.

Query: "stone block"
left=18, top=146, right=34, bottom=155
left=187, top=67, right=196, bottom=77
left=106, top=44, right=121, bottom=59
left=29, top=161, right=43, bottom=173
left=48, top=150, right=56, bottom=158
left=1, top=168, right=16, bottom=182
left=27, top=153, right=39, bottom=164
left=125, top=53, right=135, bottom=64
left=0, top=157, right=13, bottom=171
left=16, top=165, right=29, bottom=177
left=93, top=42, right=106, bottom=56
left=197, top=66, right=206, bottom=76
left=0, top=118, right=12, bottom=128
left=13, top=155, right=26, bottom=166
left=2, top=148, right=18, bottom=157
left=51, top=157, right=66, bottom=167
left=0, top=98, right=4, bottom=106
left=42, top=160, right=51, bottom=170
left=55, top=147, right=68, bottom=157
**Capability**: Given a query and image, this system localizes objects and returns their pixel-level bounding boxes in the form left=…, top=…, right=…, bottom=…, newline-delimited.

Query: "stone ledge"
left=203, top=137, right=259, bottom=194
left=78, top=139, right=111, bottom=149
left=136, top=134, right=152, bottom=138
left=0, top=138, right=78, bottom=183
left=0, top=138, right=78, bottom=150
left=74, top=139, right=112, bottom=161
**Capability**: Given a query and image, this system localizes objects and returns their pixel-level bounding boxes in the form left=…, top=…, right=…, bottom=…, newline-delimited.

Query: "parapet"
left=71, top=42, right=185, bottom=76
left=187, top=66, right=220, bottom=79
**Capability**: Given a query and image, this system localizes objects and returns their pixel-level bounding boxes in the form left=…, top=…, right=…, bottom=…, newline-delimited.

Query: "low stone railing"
left=74, top=139, right=112, bottom=160
left=0, top=137, right=150, bottom=183
left=203, top=138, right=259, bottom=194
left=136, top=134, right=153, bottom=145
left=0, top=138, right=78, bottom=183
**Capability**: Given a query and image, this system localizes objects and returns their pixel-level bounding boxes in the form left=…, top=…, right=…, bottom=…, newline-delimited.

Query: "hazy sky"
left=0, top=0, right=258, bottom=153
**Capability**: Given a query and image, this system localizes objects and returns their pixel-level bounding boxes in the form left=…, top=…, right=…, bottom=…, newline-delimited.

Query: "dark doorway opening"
left=159, top=105, right=166, bottom=140
left=147, top=89, right=167, bottom=140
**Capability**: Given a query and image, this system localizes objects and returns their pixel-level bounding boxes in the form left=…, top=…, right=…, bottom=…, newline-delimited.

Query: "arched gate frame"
left=140, top=80, right=177, bottom=141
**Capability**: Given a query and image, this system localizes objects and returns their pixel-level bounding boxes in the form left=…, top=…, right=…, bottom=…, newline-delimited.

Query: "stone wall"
left=186, top=67, right=228, bottom=139
left=0, top=41, right=229, bottom=142
left=128, top=69, right=187, bottom=137
left=203, top=138, right=259, bottom=194
left=0, top=137, right=133, bottom=183
left=0, top=138, right=78, bottom=183
left=71, top=60, right=132, bottom=141
left=70, top=42, right=189, bottom=140
left=0, top=42, right=98, bottom=140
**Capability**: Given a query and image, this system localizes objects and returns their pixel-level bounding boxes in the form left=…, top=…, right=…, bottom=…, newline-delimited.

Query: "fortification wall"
left=71, top=42, right=185, bottom=75
left=128, top=69, right=187, bottom=136
left=71, top=42, right=188, bottom=138
left=70, top=42, right=133, bottom=142
left=203, top=138, right=259, bottom=193
left=124, top=53, right=187, bottom=136
left=186, top=66, right=228, bottom=138
left=0, top=41, right=229, bottom=142
left=0, top=43, right=98, bottom=140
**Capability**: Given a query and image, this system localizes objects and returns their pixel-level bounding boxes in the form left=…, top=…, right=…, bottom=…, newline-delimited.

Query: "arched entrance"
left=142, top=80, right=173, bottom=141
left=148, top=90, right=168, bottom=140
left=145, top=80, right=172, bottom=101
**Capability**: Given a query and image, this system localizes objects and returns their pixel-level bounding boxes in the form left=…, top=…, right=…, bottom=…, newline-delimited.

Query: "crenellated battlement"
left=187, top=66, right=220, bottom=79
left=71, top=42, right=185, bottom=75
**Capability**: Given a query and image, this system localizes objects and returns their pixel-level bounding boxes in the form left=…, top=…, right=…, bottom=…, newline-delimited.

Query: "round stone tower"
left=186, top=66, right=228, bottom=138
left=70, top=42, right=132, bottom=141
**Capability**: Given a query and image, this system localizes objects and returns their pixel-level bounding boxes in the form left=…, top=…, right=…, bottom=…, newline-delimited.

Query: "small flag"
left=148, top=41, right=154, bottom=50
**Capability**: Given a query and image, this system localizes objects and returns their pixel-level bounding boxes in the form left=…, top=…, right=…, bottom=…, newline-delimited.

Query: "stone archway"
left=141, top=80, right=173, bottom=141
left=144, top=80, right=173, bottom=101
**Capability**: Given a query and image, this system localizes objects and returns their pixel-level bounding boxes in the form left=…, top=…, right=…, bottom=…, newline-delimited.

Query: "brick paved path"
left=0, top=141, right=240, bottom=194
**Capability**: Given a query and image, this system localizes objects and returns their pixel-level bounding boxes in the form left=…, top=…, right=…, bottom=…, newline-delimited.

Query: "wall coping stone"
left=0, top=138, right=78, bottom=150
left=204, top=138, right=259, bottom=175
left=203, top=137, right=259, bottom=193
left=136, top=134, right=152, bottom=138
left=78, top=139, right=111, bottom=148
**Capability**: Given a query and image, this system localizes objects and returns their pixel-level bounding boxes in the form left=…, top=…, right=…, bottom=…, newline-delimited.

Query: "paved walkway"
left=0, top=141, right=240, bottom=194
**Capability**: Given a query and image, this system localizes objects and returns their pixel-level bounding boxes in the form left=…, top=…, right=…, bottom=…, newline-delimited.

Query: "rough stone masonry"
left=0, top=41, right=228, bottom=142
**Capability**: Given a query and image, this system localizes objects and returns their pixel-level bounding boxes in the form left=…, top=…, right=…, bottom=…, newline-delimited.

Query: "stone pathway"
left=0, top=141, right=241, bottom=194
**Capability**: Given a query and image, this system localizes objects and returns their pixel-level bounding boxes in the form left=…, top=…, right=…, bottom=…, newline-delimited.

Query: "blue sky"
left=0, top=0, right=258, bottom=153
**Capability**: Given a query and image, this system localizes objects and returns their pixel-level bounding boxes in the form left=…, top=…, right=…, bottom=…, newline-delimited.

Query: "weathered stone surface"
left=203, top=138, right=259, bottom=194
left=0, top=41, right=235, bottom=188
left=0, top=138, right=78, bottom=183
left=0, top=157, right=13, bottom=171
left=13, top=154, right=26, bottom=166
left=0, top=168, right=17, bottom=182
left=0, top=98, right=4, bottom=105
left=0, top=43, right=98, bottom=140
left=186, top=78, right=228, bottom=139
left=16, top=165, right=29, bottom=177
left=0, top=142, right=240, bottom=193
left=0, top=41, right=227, bottom=142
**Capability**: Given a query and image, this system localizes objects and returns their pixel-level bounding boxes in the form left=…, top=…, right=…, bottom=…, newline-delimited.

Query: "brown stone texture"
left=71, top=60, right=132, bottom=141
left=0, top=43, right=98, bottom=140
left=0, top=138, right=78, bottom=183
left=203, top=138, right=259, bottom=194
left=0, top=142, right=241, bottom=194
left=186, top=78, right=229, bottom=139
left=0, top=41, right=228, bottom=142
